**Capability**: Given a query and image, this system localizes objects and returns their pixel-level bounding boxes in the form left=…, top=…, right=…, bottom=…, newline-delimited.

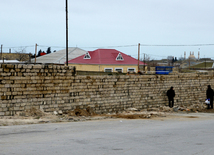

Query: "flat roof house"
left=31, top=47, right=86, bottom=64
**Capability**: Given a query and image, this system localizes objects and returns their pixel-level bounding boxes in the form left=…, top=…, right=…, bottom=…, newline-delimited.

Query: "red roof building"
left=40, top=52, right=46, bottom=56
left=67, top=49, right=146, bottom=73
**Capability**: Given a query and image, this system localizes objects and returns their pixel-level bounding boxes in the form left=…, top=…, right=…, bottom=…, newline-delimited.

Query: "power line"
left=81, top=44, right=137, bottom=49
left=3, top=45, right=34, bottom=48
left=140, top=44, right=214, bottom=47
left=3, top=43, right=214, bottom=49
left=38, top=45, right=65, bottom=48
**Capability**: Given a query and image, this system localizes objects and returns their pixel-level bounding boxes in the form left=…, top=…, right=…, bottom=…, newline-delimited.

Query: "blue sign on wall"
left=155, top=66, right=173, bottom=75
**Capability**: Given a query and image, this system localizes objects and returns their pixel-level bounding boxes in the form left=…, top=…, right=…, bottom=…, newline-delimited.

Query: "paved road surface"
left=1, top=113, right=214, bottom=155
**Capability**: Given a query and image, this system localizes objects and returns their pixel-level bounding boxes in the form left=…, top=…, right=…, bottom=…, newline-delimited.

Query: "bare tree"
left=167, top=56, right=174, bottom=66
left=13, top=47, right=29, bottom=61
left=140, top=54, right=151, bottom=71
left=140, top=54, right=151, bottom=63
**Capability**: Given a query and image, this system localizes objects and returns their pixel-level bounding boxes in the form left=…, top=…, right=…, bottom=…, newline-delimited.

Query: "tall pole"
left=1, top=44, right=2, bottom=60
left=144, top=53, right=145, bottom=71
left=138, top=43, right=140, bottom=73
left=34, top=43, right=37, bottom=64
left=204, top=55, right=206, bottom=69
left=66, top=0, right=68, bottom=66
left=189, top=57, right=190, bottom=69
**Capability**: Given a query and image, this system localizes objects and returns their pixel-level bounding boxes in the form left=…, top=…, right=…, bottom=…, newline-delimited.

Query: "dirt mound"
left=110, top=109, right=166, bottom=119
left=24, top=107, right=45, bottom=117
left=113, top=114, right=150, bottom=119
left=201, top=108, right=214, bottom=113
left=66, top=107, right=96, bottom=117
left=186, top=103, right=207, bottom=112
left=73, top=109, right=90, bottom=116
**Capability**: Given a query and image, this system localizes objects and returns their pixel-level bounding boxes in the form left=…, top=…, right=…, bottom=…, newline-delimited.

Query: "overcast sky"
left=1, top=0, right=214, bottom=60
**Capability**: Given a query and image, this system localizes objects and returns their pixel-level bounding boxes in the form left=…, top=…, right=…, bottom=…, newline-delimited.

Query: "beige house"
left=67, top=49, right=146, bottom=73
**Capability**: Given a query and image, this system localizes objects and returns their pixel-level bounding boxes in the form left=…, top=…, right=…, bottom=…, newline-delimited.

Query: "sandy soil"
left=1, top=105, right=214, bottom=126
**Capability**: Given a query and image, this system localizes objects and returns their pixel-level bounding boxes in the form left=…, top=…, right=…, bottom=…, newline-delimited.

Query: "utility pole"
left=34, top=43, right=37, bottom=64
left=29, top=53, right=32, bottom=63
left=189, top=57, right=190, bottom=69
left=65, top=0, right=68, bottom=66
left=138, top=43, right=140, bottom=73
left=144, top=53, right=145, bottom=71
left=1, top=44, right=3, bottom=60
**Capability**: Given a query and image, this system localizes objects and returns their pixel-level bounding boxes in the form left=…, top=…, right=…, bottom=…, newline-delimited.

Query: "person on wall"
left=167, top=86, right=175, bottom=108
left=206, top=85, right=214, bottom=109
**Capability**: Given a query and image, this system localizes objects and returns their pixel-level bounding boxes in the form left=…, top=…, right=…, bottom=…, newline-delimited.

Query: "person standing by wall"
left=167, top=86, right=175, bottom=108
left=206, top=85, right=213, bottom=109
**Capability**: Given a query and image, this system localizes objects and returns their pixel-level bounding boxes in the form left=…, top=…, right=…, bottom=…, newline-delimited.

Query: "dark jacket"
left=206, top=85, right=214, bottom=99
left=167, top=87, right=175, bottom=99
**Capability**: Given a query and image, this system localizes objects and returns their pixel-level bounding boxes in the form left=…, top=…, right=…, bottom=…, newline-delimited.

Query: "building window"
left=116, top=53, right=124, bottom=61
left=104, top=68, right=113, bottom=72
left=84, top=52, right=91, bottom=59
left=115, top=68, right=123, bottom=73
left=127, top=68, right=135, bottom=73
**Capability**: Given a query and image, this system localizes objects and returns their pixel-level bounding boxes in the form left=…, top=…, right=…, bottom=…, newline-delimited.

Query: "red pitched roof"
left=67, top=49, right=146, bottom=65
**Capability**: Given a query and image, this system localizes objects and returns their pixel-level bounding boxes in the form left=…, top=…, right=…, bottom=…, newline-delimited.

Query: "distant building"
left=0, top=53, right=30, bottom=61
left=40, top=52, right=46, bottom=56
left=188, top=52, right=196, bottom=60
left=0, top=60, right=21, bottom=63
left=199, top=58, right=212, bottom=61
left=31, top=47, right=86, bottom=64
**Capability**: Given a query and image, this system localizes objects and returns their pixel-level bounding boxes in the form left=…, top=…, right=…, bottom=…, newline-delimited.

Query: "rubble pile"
left=17, top=107, right=46, bottom=117
left=169, top=102, right=207, bottom=113
left=0, top=102, right=211, bottom=126
left=48, top=103, right=209, bottom=121
left=186, top=103, right=207, bottom=112
left=110, top=107, right=166, bottom=119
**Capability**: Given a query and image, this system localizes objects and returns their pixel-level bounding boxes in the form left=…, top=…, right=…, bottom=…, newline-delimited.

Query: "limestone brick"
left=0, top=64, right=212, bottom=116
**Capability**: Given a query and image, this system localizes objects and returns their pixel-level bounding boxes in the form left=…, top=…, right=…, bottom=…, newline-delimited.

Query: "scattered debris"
left=25, top=107, right=45, bottom=117
left=173, top=107, right=179, bottom=112
left=58, top=110, right=63, bottom=115
left=0, top=102, right=212, bottom=126
left=126, top=108, right=138, bottom=111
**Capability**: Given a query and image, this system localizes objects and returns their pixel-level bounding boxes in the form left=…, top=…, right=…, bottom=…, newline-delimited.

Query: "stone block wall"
left=0, top=64, right=214, bottom=116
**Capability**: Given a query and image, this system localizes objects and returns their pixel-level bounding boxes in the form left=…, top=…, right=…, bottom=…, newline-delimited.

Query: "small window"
left=84, top=52, right=91, bottom=59
left=115, top=68, right=123, bottom=73
left=127, top=68, right=135, bottom=72
left=104, top=68, right=113, bottom=72
left=116, top=53, right=124, bottom=61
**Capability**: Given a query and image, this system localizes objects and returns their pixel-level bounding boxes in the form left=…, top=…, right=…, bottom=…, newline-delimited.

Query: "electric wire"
left=2, top=43, right=214, bottom=59
left=140, top=44, right=214, bottom=47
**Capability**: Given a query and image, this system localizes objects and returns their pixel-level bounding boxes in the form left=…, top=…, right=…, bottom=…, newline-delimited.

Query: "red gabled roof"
left=67, top=49, right=146, bottom=65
